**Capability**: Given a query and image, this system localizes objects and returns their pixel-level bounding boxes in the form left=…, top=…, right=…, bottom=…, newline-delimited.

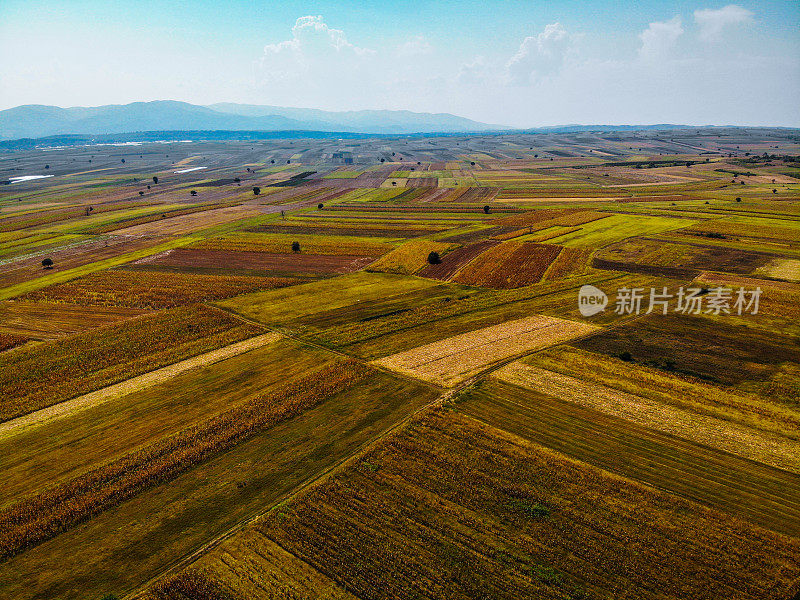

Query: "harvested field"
left=111, top=205, right=262, bottom=236
left=0, top=332, right=283, bottom=437
left=0, top=234, right=166, bottom=289
left=141, top=248, right=375, bottom=275
left=571, top=314, right=800, bottom=386
left=0, top=305, right=261, bottom=421
left=418, top=239, right=500, bottom=280
left=367, top=239, right=455, bottom=275
left=541, top=247, right=594, bottom=280
left=755, top=257, right=800, bottom=282
left=493, top=361, right=800, bottom=472
left=248, top=223, right=443, bottom=238
left=452, top=242, right=563, bottom=288
left=597, top=238, right=774, bottom=275
left=522, top=346, right=800, bottom=440
left=0, top=300, right=149, bottom=338
left=189, top=232, right=393, bottom=256
left=373, top=315, right=598, bottom=386
left=591, top=257, right=699, bottom=279
left=0, top=360, right=371, bottom=561
left=461, top=380, right=800, bottom=539
left=21, top=269, right=298, bottom=309
left=173, top=409, right=800, bottom=600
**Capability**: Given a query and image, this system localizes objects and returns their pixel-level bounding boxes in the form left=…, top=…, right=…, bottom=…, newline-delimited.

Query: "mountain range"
left=0, top=101, right=505, bottom=140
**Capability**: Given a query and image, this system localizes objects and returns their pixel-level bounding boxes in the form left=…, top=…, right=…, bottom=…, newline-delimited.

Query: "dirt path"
left=0, top=332, right=282, bottom=438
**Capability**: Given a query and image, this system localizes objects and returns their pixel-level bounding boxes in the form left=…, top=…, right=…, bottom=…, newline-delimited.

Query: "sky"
left=1, top=0, right=798, bottom=127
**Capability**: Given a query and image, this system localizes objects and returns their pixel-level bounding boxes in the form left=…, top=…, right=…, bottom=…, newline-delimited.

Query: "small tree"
left=139, top=191, right=144, bottom=196
left=317, top=203, right=324, bottom=210
left=152, top=176, right=158, bottom=184
left=735, top=197, right=742, bottom=202
left=427, top=251, right=441, bottom=265
left=190, top=190, right=197, bottom=196
left=45, top=164, right=50, bottom=169
left=483, top=205, right=491, bottom=214
left=291, top=241, right=301, bottom=253
left=470, top=161, right=476, bottom=166
left=121, top=158, right=125, bottom=163
left=41, top=258, right=53, bottom=269
left=253, top=186, right=261, bottom=195
left=773, top=189, right=777, bottom=194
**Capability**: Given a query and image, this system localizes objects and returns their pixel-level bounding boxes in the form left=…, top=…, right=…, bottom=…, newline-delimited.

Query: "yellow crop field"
left=373, top=315, right=598, bottom=386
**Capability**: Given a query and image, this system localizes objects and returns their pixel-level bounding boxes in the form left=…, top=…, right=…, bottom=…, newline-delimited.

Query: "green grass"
left=547, top=214, right=696, bottom=247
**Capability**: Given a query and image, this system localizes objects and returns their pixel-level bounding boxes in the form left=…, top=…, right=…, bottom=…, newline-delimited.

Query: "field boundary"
left=0, top=332, right=282, bottom=438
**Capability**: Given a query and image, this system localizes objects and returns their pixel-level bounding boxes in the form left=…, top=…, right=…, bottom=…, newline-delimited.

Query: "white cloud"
left=506, top=23, right=571, bottom=84
left=638, top=16, right=684, bottom=61
left=694, top=5, right=754, bottom=41
left=396, top=35, right=432, bottom=57
left=260, top=15, right=374, bottom=84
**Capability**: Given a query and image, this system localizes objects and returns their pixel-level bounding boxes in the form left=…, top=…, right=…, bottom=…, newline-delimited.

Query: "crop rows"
left=21, top=269, right=298, bottom=309
left=0, top=359, right=371, bottom=561
left=237, top=409, right=800, bottom=600
left=0, top=200, right=154, bottom=233
left=540, top=247, right=594, bottom=280
left=0, top=305, right=262, bottom=421
left=189, top=232, right=394, bottom=256
left=80, top=200, right=243, bottom=234
left=452, top=242, right=562, bottom=288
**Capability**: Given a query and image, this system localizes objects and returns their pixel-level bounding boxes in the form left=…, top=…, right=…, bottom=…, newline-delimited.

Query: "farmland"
left=0, top=128, right=798, bottom=599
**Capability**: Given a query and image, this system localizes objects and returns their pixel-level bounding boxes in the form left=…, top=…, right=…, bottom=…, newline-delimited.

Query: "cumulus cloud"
left=506, top=23, right=571, bottom=84
left=694, top=5, right=754, bottom=41
left=638, top=16, right=684, bottom=60
left=260, top=15, right=374, bottom=83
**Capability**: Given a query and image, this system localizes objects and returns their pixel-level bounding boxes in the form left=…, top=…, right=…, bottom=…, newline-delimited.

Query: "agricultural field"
left=0, top=128, right=798, bottom=600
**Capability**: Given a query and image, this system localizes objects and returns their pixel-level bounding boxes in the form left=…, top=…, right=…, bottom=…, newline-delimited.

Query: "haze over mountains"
left=0, top=101, right=506, bottom=141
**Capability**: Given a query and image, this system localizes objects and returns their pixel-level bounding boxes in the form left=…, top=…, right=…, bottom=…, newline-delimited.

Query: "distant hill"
left=0, top=101, right=505, bottom=140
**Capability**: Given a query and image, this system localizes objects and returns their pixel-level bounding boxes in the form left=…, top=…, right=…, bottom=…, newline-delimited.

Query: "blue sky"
left=1, top=1, right=798, bottom=125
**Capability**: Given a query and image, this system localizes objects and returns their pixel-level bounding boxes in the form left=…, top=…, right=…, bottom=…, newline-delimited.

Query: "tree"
left=735, top=197, right=742, bottom=202
left=45, top=164, right=49, bottom=169
left=317, top=203, right=324, bottom=210
left=291, top=241, right=301, bottom=253
left=41, top=258, right=53, bottom=269
left=470, top=161, right=476, bottom=166
left=483, top=205, right=491, bottom=214
left=253, top=186, right=261, bottom=195
left=773, top=189, right=777, bottom=194
left=152, top=176, right=158, bottom=184
left=121, top=159, right=125, bottom=163
left=138, top=191, right=144, bottom=196
left=190, top=190, right=197, bottom=196
left=391, top=181, right=397, bottom=186
left=427, top=251, right=441, bottom=265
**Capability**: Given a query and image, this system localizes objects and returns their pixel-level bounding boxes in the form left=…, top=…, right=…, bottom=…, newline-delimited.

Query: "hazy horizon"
left=1, top=1, right=798, bottom=127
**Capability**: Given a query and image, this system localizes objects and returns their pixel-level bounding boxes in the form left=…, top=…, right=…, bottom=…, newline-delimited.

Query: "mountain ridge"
left=0, top=101, right=505, bottom=140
